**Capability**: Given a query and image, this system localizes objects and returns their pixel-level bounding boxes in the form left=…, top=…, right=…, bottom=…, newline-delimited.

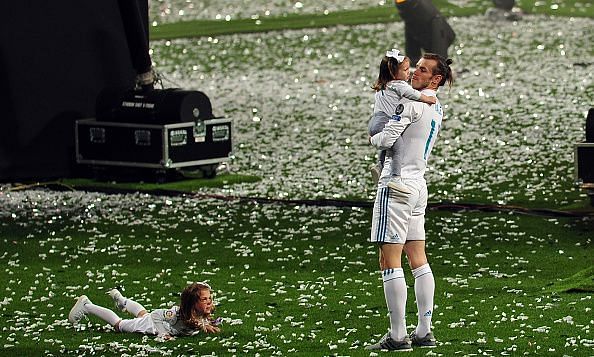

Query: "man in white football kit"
left=366, top=53, right=453, bottom=351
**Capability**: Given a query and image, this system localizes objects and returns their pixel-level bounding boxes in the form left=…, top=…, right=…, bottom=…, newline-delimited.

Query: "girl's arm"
left=419, top=93, right=436, bottom=105
left=387, top=82, right=435, bottom=104
left=198, top=316, right=221, bottom=334
left=202, top=322, right=221, bottom=334
left=157, top=333, right=173, bottom=341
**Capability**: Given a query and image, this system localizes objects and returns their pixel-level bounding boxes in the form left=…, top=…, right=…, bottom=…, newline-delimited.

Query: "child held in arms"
left=369, top=49, right=436, bottom=192
left=68, top=282, right=221, bottom=339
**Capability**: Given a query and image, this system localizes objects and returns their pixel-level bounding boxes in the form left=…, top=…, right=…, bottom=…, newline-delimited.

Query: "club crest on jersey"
left=165, top=310, right=176, bottom=319
left=391, top=104, right=404, bottom=121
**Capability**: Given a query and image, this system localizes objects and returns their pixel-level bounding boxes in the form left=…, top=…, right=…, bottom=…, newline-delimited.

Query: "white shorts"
left=118, top=314, right=157, bottom=335
left=370, top=178, right=428, bottom=243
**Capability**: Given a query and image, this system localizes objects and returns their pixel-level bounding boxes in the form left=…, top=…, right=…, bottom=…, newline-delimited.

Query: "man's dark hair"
left=423, top=53, right=453, bottom=88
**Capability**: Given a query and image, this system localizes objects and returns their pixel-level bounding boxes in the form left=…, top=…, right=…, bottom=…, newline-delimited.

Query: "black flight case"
left=75, top=88, right=232, bottom=177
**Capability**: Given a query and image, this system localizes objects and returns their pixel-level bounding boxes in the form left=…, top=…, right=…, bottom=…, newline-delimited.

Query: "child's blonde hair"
left=179, top=282, right=213, bottom=329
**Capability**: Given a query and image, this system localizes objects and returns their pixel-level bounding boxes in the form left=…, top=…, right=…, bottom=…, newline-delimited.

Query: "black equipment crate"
left=76, top=118, right=232, bottom=169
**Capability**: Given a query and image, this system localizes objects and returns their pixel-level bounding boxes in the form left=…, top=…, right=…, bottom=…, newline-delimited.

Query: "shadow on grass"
left=546, top=266, right=594, bottom=293
left=55, top=170, right=261, bottom=194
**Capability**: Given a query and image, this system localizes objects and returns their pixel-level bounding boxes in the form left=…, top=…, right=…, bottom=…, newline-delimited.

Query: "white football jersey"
left=151, top=306, right=197, bottom=336
left=370, top=89, right=443, bottom=181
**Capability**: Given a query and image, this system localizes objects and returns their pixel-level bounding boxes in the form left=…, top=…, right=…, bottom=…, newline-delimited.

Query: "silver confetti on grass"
left=151, top=15, right=593, bottom=206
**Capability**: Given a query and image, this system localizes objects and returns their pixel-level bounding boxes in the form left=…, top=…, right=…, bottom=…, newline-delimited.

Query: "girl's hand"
left=202, top=323, right=221, bottom=334
left=425, top=96, right=436, bottom=105
left=421, top=95, right=436, bottom=105
left=157, top=333, right=173, bottom=341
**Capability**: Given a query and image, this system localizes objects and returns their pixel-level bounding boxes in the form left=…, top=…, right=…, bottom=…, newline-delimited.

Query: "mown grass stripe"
left=150, top=6, right=402, bottom=40
left=149, top=0, right=593, bottom=40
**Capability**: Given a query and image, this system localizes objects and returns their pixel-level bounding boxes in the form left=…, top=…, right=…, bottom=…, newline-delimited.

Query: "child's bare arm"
left=386, top=82, right=435, bottom=105
left=197, top=317, right=222, bottom=334
left=158, top=333, right=173, bottom=341
left=203, top=324, right=221, bottom=334
left=419, top=93, right=436, bottom=105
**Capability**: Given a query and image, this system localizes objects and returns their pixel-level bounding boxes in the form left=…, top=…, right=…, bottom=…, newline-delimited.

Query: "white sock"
left=121, top=296, right=146, bottom=317
left=412, top=263, right=434, bottom=337
left=382, top=268, right=407, bottom=340
left=85, top=302, right=121, bottom=326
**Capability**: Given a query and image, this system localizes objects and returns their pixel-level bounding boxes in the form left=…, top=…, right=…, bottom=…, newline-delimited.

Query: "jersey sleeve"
left=370, top=102, right=416, bottom=149
left=386, top=81, right=422, bottom=101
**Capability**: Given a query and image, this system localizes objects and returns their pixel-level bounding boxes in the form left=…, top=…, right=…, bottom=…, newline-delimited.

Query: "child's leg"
left=370, top=150, right=386, bottom=185
left=368, top=112, right=390, bottom=136
left=124, top=298, right=148, bottom=317
left=109, top=289, right=148, bottom=317
left=369, top=112, right=391, bottom=185
left=387, top=138, right=412, bottom=194
left=378, top=150, right=386, bottom=170
left=117, top=314, right=156, bottom=334
left=85, top=301, right=122, bottom=326
left=370, top=113, right=390, bottom=169
left=69, top=295, right=121, bottom=327
left=125, top=298, right=148, bottom=317
left=390, top=138, right=402, bottom=177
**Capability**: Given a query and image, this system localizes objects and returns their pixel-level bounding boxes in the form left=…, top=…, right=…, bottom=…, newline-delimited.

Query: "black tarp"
left=0, top=1, right=145, bottom=180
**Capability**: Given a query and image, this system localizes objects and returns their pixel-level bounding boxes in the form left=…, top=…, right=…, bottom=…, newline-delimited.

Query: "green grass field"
left=150, top=0, right=594, bottom=39
left=1, top=0, right=594, bottom=355
left=0, top=195, right=592, bottom=355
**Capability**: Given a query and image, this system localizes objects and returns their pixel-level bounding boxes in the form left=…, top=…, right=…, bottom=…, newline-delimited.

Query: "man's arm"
left=370, top=103, right=415, bottom=149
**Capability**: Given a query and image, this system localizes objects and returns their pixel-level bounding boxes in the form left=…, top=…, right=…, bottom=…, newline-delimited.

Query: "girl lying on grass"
left=68, top=282, right=221, bottom=339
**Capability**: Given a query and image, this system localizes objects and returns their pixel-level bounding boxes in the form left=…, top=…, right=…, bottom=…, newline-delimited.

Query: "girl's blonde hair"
left=179, top=282, right=213, bottom=329
left=372, top=55, right=409, bottom=91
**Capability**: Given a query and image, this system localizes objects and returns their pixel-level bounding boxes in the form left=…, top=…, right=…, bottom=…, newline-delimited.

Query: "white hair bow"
left=386, top=49, right=405, bottom=63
